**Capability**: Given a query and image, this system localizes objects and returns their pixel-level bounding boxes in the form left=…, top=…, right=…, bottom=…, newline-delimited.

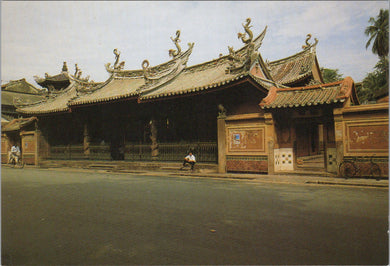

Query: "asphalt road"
left=2, top=167, right=388, bottom=265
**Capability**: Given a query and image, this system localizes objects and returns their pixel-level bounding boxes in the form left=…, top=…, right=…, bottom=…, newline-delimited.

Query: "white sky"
left=1, top=1, right=389, bottom=86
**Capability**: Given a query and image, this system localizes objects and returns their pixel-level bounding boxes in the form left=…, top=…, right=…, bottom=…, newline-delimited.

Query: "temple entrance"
left=295, top=122, right=325, bottom=171
left=296, top=123, right=320, bottom=157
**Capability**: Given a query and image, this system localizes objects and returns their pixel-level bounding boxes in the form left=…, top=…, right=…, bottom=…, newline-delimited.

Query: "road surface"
left=2, top=167, right=388, bottom=265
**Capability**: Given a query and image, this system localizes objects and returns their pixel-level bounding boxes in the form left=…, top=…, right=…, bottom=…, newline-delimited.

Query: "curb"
left=5, top=164, right=388, bottom=188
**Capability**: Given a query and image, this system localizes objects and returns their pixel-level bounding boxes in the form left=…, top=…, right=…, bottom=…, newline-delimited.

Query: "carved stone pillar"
left=150, top=119, right=159, bottom=158
left=83, top=123, right=90, bottom=158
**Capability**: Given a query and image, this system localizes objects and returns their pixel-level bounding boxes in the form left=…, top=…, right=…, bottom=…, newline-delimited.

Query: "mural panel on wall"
left=345, top=121, right=389, bottom=154
left=228, top=127, right=265, bottom=153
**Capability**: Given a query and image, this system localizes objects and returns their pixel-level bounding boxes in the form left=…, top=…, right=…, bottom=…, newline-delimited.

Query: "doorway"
left=295, top=122, right=325, bottom=171
left=296, top=123, right=320, bottom=157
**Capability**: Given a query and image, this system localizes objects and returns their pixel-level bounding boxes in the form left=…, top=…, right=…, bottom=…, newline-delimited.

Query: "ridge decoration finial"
left=105, top=48, right=126, bottom=73
left=74, top=64, right=80, bottom=76
left=142, top=59, right=151, bottom=83
left=227, top=18, right=261, bottom=74
left=62, top=62, right=68, bottom=72
left=113, top=49, right=125, bottom=70
left=169, top=30, right=182, bottom=58
left=302, top=34, right=319, bottom=50
left=237, top=18, right=253, bottom=44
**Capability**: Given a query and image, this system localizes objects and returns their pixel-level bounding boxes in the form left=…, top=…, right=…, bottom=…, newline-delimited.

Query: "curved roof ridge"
left=269, top=42, right=317, bottom=66
left=276, top=79, right=342, bottom=92
left=184, top=55, right=229, bottom=72
left=185, top=25, right=268, bottom=72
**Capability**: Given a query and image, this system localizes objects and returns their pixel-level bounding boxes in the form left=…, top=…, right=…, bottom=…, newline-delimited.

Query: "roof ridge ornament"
left=169, top=30, right=182, bottom=58
left=105, top=48, right=126, bottom=73
left=62, top=62, right=68, bottom=72
left=226, top=18, right=260, bottom=74
left=302, top=34, right=319, bottom=50
left=142, top=60, right=151, bottom=82
left=139, top=40, right=194, bottom=94
left=238, top=18, right=253, bottom=44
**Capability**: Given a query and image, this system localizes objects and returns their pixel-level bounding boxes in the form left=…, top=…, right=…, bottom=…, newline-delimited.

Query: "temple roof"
left=1, top=116, right=37, bottom=132
left=268, top=43, right=322, bottom=85
left=17, top=20, right=326, bottom=115
left=1, top=78, right=45, bottom=94
left=259, top=77, right=358, bottom=109
left=1, top=79, right=46, bottom=112
left=34, top=62, right=92, bottom=92
left=17, top=76, right=102, bottom=114
left=138, top=56, right=277, bottom=102
left=2, top=90, right=45, bottom=107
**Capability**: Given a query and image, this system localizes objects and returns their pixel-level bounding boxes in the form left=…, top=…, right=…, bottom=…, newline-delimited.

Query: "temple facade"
left=8, top=18, right=388, bottom=177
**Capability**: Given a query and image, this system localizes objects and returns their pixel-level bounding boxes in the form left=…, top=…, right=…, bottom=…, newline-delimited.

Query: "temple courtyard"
left=2, top=167, right=388, bottom=265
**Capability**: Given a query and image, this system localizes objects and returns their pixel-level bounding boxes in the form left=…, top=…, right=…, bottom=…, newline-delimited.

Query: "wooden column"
left=333, top=108, right=344, bottom=176
left=264, top=112, right=275, bottom=174
left=217, top=116, right=226, bottom=174
left=83, top=123, right=90, bottom=158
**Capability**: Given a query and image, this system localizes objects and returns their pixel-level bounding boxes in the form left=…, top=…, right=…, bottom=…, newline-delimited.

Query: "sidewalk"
left=22, top=162, right=389, bottom=189
left=142, top=169, right=389, bottom=188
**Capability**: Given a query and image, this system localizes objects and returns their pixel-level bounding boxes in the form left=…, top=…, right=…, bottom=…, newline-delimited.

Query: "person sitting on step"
left=181, top=151, right=196, bottom=170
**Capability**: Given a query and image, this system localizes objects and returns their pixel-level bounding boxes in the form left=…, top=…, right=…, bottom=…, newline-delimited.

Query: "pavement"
left=12, top=163, right=389, bottom=189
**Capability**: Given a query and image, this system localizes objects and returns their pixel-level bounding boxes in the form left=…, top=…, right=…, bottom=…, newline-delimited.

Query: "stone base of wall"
left=23, top=155, right=36, bottom=165
left=342, top=156, right=388, bottom=178
left=1, top=153, right=9, bottom=164
left=226, top=156, right=268, bottom=173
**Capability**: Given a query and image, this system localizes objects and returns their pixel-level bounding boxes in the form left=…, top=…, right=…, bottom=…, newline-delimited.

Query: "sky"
left=1, top=1, right=389, bottom=87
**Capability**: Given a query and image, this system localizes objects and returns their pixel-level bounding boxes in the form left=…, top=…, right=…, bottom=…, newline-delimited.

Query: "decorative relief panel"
left=22, top=134, right=35, bottom=154
left=274, top=148, right=293, bottom=171
left=227, top=126, right=265, bottom=154
left=345, top=121, right=388, bottom=155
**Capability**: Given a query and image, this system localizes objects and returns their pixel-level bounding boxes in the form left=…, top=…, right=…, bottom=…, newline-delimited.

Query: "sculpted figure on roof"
left=169, top=30, right=182, bottom=58
left=227, top=18, right=260, bottom=74
left=113, top=49, right=125, bottom=70
left=62, top=62, right=68, bottom=72
left=302, top=34, right=318, bottom=50
left=238, top=18, right=253, bottom=44
left=105, top=48, right=126, bottom=73
left=226, top=46, right=244, bottom=72
left=142, top=60, right=151, bottom=84
left=74, top=64, right=80, bottom=76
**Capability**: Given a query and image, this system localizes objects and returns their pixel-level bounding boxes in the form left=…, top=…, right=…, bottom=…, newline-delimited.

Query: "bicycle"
left=8, top=154, right=25, bottom=168
left=338, top=155, right=381, bottom=180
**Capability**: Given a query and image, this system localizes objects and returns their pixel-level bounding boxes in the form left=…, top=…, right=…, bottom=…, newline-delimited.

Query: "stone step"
left=279, top=170, right=335, bottom=177
left=39, top=160, right=218, bottom=172
left=298, top=155, right=325, bottom=162
left=297, top=163, right=325, bottom=169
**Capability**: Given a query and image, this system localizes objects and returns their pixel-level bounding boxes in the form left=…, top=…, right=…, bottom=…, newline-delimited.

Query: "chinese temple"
left=9, top=18, right=388, bottom=177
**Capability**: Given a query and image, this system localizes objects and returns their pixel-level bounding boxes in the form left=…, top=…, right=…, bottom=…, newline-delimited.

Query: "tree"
left=320, top=68, right=343, bottom=83
left=359, top=9, right=389, bottom=103
left=365, top=9, right=389, bottom=58
left=358, top=58, right=388, bottom=103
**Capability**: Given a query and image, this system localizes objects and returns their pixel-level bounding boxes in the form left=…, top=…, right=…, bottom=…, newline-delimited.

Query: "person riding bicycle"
left=9, top=144, right=21, bottom=164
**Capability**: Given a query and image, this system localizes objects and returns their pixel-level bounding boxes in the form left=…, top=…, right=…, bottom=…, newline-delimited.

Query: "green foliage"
left=359, top=9, right=389, bottom=104
left=320, top=68, right=343, bottom=83
left=365, top=9, right=389, bottom=58
left=358, top=57, right=389, bottom=103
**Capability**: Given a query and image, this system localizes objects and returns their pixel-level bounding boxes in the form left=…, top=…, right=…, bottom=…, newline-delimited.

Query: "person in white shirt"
left=182, top=151, right=196, bottom=170
left=10, top=144, right=21, bottom=164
